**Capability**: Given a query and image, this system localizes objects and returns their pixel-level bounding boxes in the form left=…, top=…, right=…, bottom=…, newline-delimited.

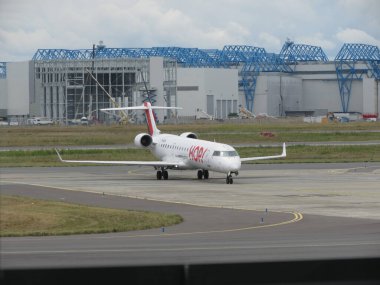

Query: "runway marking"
left=106, top=212, right=303, bottom=238
left=1, top=180, right=303, bottom=239
left=3, top=240, right=379, bottom=256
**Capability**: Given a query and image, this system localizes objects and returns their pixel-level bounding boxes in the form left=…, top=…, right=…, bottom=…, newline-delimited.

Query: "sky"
left=0, top=0, right=379, bottom=61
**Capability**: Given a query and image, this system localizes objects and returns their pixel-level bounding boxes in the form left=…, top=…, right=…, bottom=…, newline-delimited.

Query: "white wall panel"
left=7, top=62, right=30, bottom=115
left=177, top=68, right=238, bottom=118
left=302, top=80, right=341, bottom=112
left=363, top=78, right=376, bottom=114
left=0, top=79, right=7, bottom=114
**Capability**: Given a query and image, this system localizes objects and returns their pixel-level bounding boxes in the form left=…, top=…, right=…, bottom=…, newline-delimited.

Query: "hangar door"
left=207, top=95, right=214, bottom=116
left=214, top=99, right=238, bottom=119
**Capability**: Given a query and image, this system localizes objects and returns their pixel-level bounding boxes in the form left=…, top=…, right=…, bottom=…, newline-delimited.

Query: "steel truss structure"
left=33, top=46, right=286, bottom=112
left=33, top=47, right=221, bottom=68
left=335, top=43, right=380, bottom=112
left=32, top=42, right=380, bottom=114
left=0, top=62, right=6, bottom=79
left=32, top=44, right=327, bottom=112
left=279, top=41, right=329, bottom=62
left=211, top=45, right=291, bottom=111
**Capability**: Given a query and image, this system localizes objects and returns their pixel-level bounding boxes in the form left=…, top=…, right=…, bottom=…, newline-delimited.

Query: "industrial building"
left=0, top=41, right=379, bottom=124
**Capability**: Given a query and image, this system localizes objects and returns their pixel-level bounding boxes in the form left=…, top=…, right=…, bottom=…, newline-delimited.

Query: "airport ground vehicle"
left=27, top=117, right=54, bottom=125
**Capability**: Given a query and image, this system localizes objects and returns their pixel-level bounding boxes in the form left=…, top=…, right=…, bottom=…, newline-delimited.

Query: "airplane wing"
left=240, top=143, right=286, bottom=162
left=55, top=149, right=183, bottom=168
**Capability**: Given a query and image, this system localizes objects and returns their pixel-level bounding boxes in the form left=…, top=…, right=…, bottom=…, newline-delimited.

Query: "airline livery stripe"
left=144, top=102, right=154, bottom=136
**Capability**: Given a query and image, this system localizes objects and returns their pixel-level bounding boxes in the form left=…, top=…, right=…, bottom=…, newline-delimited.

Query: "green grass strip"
left=1, top=122, right=379, bottom=147
left=0, top=195, right=183, bottom=237
left=236, top=145, right=380, bottom=163
left=1, top=145, right=380, bottom=167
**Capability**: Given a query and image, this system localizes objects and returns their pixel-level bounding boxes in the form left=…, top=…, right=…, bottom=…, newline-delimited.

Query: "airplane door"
left=203, top=149, right=211, bottom=167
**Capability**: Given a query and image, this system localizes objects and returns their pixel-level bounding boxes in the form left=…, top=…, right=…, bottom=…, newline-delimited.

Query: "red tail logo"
left=144, top=102, right=154, bottom=136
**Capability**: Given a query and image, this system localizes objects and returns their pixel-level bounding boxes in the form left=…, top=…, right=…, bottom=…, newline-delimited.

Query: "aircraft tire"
left=156, top=171, right=162, bottom=180
left=163, top=170, right=168, bottom=180
left=197, top=170, right=203, bottom=179
left=204, top=170, right=209, bottom=179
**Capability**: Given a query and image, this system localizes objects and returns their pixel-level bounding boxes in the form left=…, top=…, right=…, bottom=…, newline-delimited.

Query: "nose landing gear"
left=226, top=174, right=233, bottom=184
left=226, top=171, right=238, bottom=184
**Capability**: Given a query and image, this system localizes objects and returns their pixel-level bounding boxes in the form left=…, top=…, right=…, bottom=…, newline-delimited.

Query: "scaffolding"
left=34, top=58, right=177, bottom=124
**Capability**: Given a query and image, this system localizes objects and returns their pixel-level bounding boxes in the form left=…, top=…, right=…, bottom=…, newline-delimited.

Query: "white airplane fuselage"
left=150, top=134, right=241, bottom=174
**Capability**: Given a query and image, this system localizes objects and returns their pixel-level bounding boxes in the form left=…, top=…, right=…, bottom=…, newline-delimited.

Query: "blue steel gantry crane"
left=335, top=43, right=380, bottom=112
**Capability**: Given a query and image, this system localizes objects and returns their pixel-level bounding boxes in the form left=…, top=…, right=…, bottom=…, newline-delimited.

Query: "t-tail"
left=143, top=102, right=159, bottom=136
left=101, top=102, right=181, bottom=137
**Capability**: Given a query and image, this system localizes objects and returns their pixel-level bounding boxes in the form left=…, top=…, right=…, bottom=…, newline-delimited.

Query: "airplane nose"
left=214, top=156, right=241, bottom=173
left=230, top=157, right=241, bottom=171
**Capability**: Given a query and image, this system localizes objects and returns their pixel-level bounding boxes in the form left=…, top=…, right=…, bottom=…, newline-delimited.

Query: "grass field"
left=1, top=121, right=380, bottom=166
left=0, top=195, right=183, bottom=237
left=1, top=144, right=380, bottom=167
left=1, top=120, right=380, bottom=147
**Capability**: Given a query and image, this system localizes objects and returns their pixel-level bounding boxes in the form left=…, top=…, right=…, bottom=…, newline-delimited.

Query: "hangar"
left=0, top=41, right=379, bottom=124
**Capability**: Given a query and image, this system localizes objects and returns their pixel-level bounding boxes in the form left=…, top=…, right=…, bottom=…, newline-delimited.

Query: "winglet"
left=55, top=148, right=63, bottom=162
left=282, top=143, right=287, bottom=157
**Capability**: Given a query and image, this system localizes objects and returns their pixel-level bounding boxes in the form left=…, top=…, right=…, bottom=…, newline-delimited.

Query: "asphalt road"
left=1, top=163, right=380, bottom=269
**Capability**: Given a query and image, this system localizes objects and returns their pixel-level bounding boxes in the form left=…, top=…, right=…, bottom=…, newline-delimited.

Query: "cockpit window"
left=212, top=150, right=238, bottom=157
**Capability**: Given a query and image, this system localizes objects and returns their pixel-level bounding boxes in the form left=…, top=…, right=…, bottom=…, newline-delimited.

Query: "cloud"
left=336, top=28, right=380, bottom=47
left=258, top=33, right=282, bottom=52
left=296, top=33, right=336, bottom=50
left=0, top=28, right=53, bottom=61
left=94, top=1, right=252, bottom=49
left=336, top=1, right=380, bottom=39
left=0, top=0, right=379, bottom=61
left=205, top=22, right=251, bottom=48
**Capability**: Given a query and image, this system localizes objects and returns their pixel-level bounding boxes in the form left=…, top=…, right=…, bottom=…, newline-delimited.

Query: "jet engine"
left=180, top=132, right=198, bottom=139
left=134, top=133, right=153, bottom=147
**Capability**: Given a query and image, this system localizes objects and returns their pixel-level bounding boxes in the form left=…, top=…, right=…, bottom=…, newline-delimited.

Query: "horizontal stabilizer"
left=101, top=104, right=182, bottom=112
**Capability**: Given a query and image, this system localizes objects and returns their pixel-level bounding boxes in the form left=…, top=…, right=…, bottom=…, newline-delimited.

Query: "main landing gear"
left=156, top=168, right=169, bottom=180
left=197, top=169, right=209, bottom=180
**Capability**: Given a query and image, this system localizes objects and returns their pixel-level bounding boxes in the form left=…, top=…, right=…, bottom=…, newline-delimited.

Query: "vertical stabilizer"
left=143, top=102, right=160, bottom=136
left=100, top=103, right=182, bottom=137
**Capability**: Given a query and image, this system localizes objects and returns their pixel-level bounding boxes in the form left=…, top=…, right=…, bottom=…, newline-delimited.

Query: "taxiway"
left=1, top=163, right=379, bottom=268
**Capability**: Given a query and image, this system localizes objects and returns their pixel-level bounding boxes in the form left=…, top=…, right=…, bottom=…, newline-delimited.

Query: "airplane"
left=56, top=102, right=286, bottom=184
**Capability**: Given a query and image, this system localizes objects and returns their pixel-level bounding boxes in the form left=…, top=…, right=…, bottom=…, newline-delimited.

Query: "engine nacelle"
left=180, top=132, right=198, bottom=139
left=134, top=133, right=153, bottom=147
